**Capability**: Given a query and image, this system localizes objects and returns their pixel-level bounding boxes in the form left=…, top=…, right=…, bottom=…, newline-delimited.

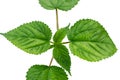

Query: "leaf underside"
left=67, top=19, right=117, bottom=62
left=39, top=0, right=79, bottom=11
left=53, top=44, right=71, bottom=74
left=2, top=21, right=52, bottom=54
left=26, top=65, right=68, bottom=80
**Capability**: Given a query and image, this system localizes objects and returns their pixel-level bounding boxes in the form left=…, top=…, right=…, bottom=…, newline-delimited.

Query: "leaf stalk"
left=56, top=9, right=59, bottom=30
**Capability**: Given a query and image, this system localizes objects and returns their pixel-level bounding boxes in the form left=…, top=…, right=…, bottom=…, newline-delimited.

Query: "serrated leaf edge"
left=26, top=65, right=68, bottom=79
left=53, top=44, right=71, bottom=75
left=68, top=18, right=117, bottom=62
left=39, top=0, right=80, bottom=11
left=2, top=21, right=52, bottom=55
left=58, top=0, right=80, bottom=11
left=53, top=24, right=70, bottom=43
left=70, top=45, right=117, bottom=62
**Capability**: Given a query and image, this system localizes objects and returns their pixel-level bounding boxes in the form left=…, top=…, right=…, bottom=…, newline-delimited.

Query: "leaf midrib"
left=5, top=34, right=49, bottom=41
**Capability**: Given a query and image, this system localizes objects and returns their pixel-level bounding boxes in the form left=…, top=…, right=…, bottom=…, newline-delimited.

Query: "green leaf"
left=2, top=21, right=52, bottom=54
left=53, top=44, right=71, bottom=74
left=26, top=65, right=48, bottom=80
left=26, top=65, right=68, bottom=80
left=67, top=19, right=117, bottom=62
left=39, top=0, right=79, bottom=11
left=53, top=25, right=69, bottom=43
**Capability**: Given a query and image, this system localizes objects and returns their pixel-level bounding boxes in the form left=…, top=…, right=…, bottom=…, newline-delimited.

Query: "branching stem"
left=49, top=9, right=59, bottom=66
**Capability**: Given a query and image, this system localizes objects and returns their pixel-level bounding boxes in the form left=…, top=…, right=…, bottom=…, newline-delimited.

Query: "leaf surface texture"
left=3, top=21, right=52, bottom=54
left=67, top=19, right=117, bottom=61
left=39, top=0, right=79, bottom=11
left=53, top=26, right=69, bottom=42
left=26, top=65, right=68, bottom=80
left=53, top=44, right=71, bottom=74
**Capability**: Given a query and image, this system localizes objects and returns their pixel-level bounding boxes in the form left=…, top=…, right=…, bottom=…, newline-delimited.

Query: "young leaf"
left=39, top=0, right=79, bottom=11
left=53, top=44, right=71, bottom=74
left=2, top=21, right=52, bottom=54
left=53, top=25, right=69, bottom=43
left=26, top=65, right=68, bottom=80
left=67, top=19, right=117, bottom=62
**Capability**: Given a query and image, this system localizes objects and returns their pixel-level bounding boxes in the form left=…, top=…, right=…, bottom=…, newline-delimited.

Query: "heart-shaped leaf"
left=67, top=19, right=117, bottom=61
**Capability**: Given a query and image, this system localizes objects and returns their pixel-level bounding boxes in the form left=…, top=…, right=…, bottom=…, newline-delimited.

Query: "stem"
left=49, top=9, right=59, bottom=66
left=49, top=57, right=54, bottom=66
left=56, top=9, right=59, bottom=30
left=62, top=42, right=70, bottom=44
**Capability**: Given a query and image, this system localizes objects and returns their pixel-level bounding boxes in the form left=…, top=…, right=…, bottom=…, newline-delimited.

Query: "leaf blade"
left=67, top=19, right=117, bottom=61
left=26, top=65, right=68, bottom=80
left=39, top=0, right=79, bottom=11
left=53, top=26, right=69, bottom=42
left=3, top=21, right=52, bottom=54
left=26, top=65, right=48, bottom=80
left=53, top=44, right=71, bottom=74
left=58, top=0, right=79, bottom=11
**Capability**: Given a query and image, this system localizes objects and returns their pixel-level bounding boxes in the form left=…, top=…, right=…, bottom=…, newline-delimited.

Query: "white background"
left=0, top=0, right=120, bottom=80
